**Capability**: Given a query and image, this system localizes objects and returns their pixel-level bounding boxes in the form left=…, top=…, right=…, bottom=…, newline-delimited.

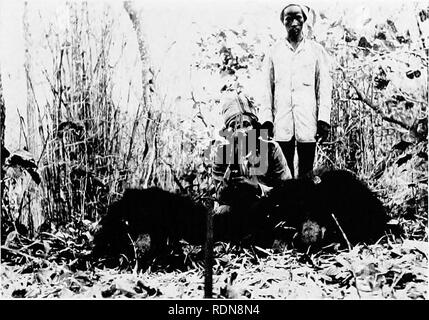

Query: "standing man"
left=260, top=4, right=332, bottom=178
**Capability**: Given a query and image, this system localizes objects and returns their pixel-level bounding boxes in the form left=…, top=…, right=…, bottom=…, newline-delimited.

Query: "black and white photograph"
left=0, top=0, right=427, bottom=302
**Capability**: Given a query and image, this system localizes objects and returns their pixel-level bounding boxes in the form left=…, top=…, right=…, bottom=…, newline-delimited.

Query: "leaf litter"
left=1, top=230, right=427, bottom=300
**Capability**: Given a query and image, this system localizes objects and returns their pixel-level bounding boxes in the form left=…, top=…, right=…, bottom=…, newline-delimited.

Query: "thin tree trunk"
left=123, top=1, right=151, bottom=97
left=123, top=1, right=157, bottom=187
left=24, top=3, right=39, bottom=159
left=1, top=69, right=7, bottom=211
left=22, top=1, right=43, bottom=236
left=1, top=69, right=6, bottom=164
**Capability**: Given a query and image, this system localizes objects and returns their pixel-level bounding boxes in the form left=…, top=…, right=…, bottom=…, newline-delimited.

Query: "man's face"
left=227, top=114, right=254, bottom=134
left=282, top=5, right=305, bottom=40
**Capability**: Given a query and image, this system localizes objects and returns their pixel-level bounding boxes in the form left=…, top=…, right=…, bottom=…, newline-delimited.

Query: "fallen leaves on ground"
left=1, top=238, right=427, bottom=299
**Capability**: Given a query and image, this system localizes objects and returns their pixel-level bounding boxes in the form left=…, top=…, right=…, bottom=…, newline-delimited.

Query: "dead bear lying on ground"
left=92, top=169, right=391, bottom=269
left=92, top=188, right=212, bottom=269
left=254, top=169, right=390, bottom=250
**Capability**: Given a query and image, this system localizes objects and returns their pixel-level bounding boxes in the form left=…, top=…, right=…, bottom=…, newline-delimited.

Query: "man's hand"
left=261, top=121, right=274, bottom=139
left=316, top=120, right=330, bottom=143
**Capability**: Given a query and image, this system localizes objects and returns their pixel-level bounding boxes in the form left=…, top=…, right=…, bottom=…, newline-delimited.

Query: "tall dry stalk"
left=37, top=3, right=127, bottom=227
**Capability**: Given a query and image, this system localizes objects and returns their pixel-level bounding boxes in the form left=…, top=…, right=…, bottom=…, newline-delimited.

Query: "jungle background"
left=0, top=0, right=427, bottom=299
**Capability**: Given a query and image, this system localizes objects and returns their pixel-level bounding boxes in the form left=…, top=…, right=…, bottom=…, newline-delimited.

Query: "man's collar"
left=284, top=36, right=306, bottom=52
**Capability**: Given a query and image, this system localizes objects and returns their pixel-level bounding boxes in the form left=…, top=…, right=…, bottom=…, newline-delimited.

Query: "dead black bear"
left=92, top=188, right=210, bottom=268
left=314, top=169, right=389, bottom=247
left=254, top=169, right=390, bottom=250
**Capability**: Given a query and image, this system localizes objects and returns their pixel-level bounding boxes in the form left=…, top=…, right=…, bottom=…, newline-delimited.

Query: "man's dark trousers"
left=278, top=136, right=316, bottom=178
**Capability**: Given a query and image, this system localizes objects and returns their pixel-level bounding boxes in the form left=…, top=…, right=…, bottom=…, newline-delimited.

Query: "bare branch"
left=349, top=82, right=411, bottom=130
left=159, top=157, right=187, bottom=193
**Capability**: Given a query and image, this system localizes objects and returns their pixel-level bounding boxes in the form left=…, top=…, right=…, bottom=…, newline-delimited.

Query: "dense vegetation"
left=1, top=1, right=427, bottom=299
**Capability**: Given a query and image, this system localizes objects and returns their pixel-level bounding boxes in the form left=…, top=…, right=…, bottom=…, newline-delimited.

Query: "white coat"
left=259, top=37, right=332, bottom=142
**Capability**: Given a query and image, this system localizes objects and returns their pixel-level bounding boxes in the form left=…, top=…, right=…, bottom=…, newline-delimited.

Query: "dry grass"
left=1, top=232, right=427, bottom=299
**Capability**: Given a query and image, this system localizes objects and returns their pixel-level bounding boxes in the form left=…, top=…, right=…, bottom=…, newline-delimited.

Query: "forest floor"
left=1, top=229, right=427, bottom=300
